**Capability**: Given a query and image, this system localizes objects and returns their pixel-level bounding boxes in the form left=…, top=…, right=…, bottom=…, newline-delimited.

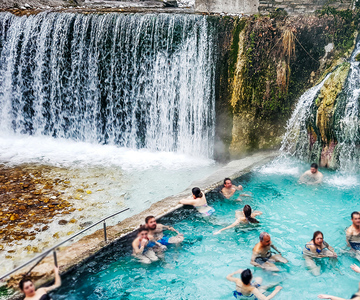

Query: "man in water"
left=132, top=226, right=159, bottom=264
left=251, top=232, right=288, bottom=271
left=221, top=178, right=246, bottom=200
left=299, top=163, right=323, bottom=185
left=346, top=211, right=360, bottom=261
left=145, top=215, right=184, bottom=247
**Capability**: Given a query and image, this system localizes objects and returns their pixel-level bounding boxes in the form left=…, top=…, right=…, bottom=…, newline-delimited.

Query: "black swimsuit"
left=39, top=294, right=52, bottom=300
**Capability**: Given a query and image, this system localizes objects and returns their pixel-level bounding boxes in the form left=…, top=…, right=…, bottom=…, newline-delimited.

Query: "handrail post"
left=103, top=221, right=107, bottom=242
left=53, top=250, right=58, bottom=267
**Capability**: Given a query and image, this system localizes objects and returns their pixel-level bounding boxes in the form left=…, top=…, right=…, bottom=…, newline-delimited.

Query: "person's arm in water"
left=351, top=264, right=360, bottom=273
left=179, top=198, right=198, bottom=206
left=271, top=244, right=282, bottom=255
left=252, top=286, right=283, bottom=300
left=226, top=269, right=243, bottom=282
left=214, top=218, right=242, bottom=235
left=161, top=224, right=182, bottom=235
left=41, top=266, right=61, bottom=293
left=234, top=185, right=243, bottom=191
left=346, top=227, right=352, bottom=247
left=299, top=171, right=308, bottom=183
left=252, top=211, right=263, bottom=217
left=323, top=241, right=338, bottom=258
left=250, top=249, right=264, bottom=268
left=132, top=238, right=147, bottom=255
left=318, top=295, right=347, bottom=300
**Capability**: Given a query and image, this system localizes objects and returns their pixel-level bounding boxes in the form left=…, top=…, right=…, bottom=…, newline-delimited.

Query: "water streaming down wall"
left=0, top=12, right=216, bottom=157
left=281, top=41, right=360, bottom=172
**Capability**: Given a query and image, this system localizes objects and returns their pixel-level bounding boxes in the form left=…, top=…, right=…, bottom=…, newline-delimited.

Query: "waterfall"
left=281, top=40, right=360, bottom=171
left=280, top=74, right=330, bottom=160
left=0, top=12, right=216, bottom=158
left=333, top=42, right=360, bottom=172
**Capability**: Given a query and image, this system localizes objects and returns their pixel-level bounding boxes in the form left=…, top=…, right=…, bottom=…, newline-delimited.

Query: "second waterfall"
left=0, top=13, right=216, bottom=157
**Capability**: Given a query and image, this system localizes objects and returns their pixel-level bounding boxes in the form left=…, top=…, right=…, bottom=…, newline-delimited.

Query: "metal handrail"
left=0, top=207, right=130, bottom=280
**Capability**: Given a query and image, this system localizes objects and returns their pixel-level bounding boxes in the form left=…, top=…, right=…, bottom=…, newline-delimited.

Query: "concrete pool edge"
left=4, top=150, right=278, bottom=298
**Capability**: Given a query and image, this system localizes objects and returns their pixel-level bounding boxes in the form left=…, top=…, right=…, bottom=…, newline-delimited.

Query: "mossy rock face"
left=355, top=53, right=360, bottom=61
left=315, top=62, right=350, bottom=143
left=217, top=9, right=360, bottom=159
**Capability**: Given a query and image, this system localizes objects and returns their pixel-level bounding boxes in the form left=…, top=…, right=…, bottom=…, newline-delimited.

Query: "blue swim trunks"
left=157, top=236, right=170, bottom=246
left=350, top=241, right=360, bottom=251
left=233, top=290, right=257, bottom=299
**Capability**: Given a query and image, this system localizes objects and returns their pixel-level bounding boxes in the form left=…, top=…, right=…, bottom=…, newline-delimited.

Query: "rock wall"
left=195, top=0, right=353, bottom=15
left=195, top=0, right=259, bottom=14
left=259, top=0, right=353, bottom=15
left=215, top=10, right=360, bottom=160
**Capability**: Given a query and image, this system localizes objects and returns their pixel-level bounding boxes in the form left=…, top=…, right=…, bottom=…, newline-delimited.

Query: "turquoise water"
left=55, top=159, right=360, bottom=299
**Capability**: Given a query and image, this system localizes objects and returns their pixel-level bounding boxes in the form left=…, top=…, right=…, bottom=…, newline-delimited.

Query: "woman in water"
left=318, top=264, right=360, bottom=299
left=19, top=266, right=61, bottom=300
left=214, top=205, right=262, bottom=235
left=303, top=231, right=338, bottom=276
left=179, top=187, right=215, bottom=216
left=226, top=268, right=282, bottom=300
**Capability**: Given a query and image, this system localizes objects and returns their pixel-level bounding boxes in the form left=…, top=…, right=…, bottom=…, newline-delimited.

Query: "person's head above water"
left=19, top=277, right=35, bottom=296
left=351, top=211, right=360, bottom=226
left=312, top=231, right=323, bottom=247
left=310, top=163, right=318, bottom=174
left=145, top=216, right=157, bottom=230
left=223, top=178, right=232, bottom=188
left=138, top=225, right=149, bottom=238
left=259, top=232, right=271, bottom=246
left=243, top=205, right=259, bottom=223
left=192, top=187, right=203, bottom=199
left=241, top=269, right=253, bottom=285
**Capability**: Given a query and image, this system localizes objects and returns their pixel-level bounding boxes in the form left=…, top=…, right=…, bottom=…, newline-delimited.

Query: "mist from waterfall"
left=0, top=12, right=216, bottom=158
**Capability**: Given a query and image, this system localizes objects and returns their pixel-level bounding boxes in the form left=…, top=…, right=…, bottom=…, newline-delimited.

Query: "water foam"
left=0, top=134, right=214, bottom=170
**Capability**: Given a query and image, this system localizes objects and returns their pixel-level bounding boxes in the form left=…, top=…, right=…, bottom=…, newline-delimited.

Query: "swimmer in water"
left=214, top=205, right=262, bottom=235
left=346, top=212, right=360, bottom=261
left=179, top=187, right=215, bottom=216
left=251, top=232, right=288, bottom=272
left=318, top=264, right=360, bottom=299
left=221, top=178, right=251, bottom=200
left=132, top=226, right=159, bottom=264
left=299, top=163, right=323, bottom=185
left=226, top=268, right=283, bottom=300
left=145, top=215, right=184, bottom=246
left=19, top=266, right=61, bottom=300
left=303, top=231, right=338, bottom=276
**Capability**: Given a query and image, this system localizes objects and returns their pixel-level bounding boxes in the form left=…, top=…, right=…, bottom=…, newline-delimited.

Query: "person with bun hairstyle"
left=214, top=205, right=262, bottom=235
left=179, top=187, right=215, bottom=216
left=19, top=266, right=61, bottom=300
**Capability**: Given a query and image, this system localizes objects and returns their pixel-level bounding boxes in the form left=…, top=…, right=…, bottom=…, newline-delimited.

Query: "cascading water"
left=281, top=40, right=360, bottom=172
left=333, top=43, right=360, bottom=172
left=280, top=73, right=330, bottom=161
left=0, top=12, right=216, bottom=157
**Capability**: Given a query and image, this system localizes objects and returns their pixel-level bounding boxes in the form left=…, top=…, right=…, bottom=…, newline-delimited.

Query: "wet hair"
left=241, top=269, right=252, bottom=285
left=352, top=211, right=360, bottom=219
left=243, top=205, right=259, bottom=224
left=138, top=225, right=148, bottom=233
left=145, top=215, right=155, bottom=224
left=192, top=187, right=203, bottom=198
left=310, top=163, right=318, bottom=169
left=224, top=178, right=231, bottom=185
left=312, top=231, right=323, bottom=244
left=19, top=277, right=32, bottom=291
left=259, top=232, right=269, bottom=241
